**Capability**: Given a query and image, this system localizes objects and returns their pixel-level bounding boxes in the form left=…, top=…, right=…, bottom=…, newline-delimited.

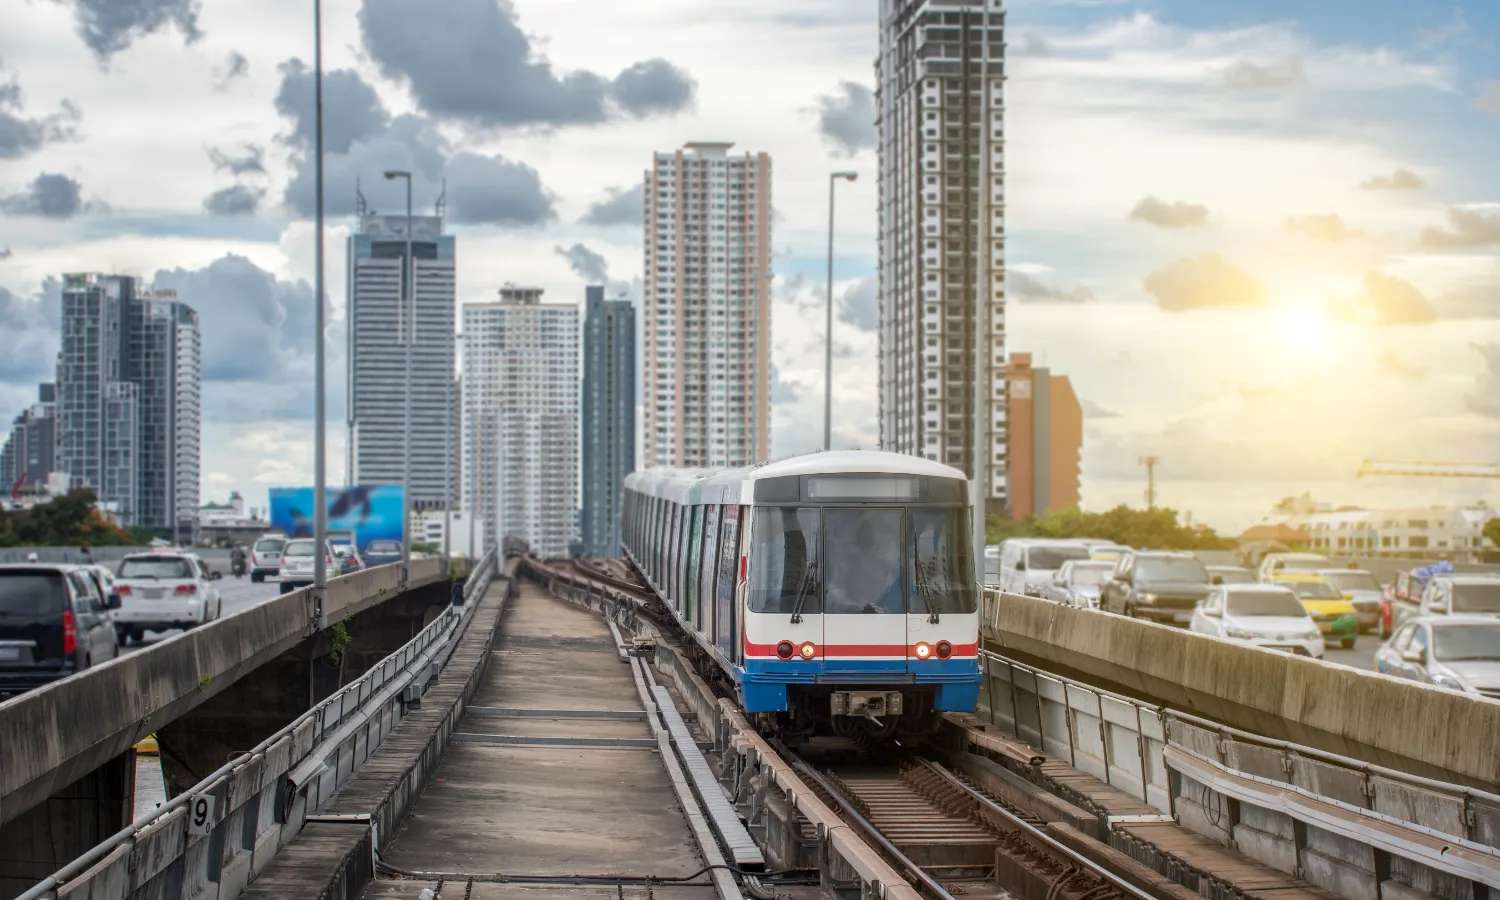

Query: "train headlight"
left=776, top=640, right=795, bottom=660
left=936, top=640, right=953, bottom=659
left=914, top=642, right=932, bottom=659
left=798, top=641, right=817, bottom=660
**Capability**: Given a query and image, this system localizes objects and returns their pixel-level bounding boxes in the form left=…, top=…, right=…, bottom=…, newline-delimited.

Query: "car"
left=112, top=552, right=224, bottom=644
left=1271, top=574, right=1358, bottom=649
left=1207, top=565, right=1256, bottom=585
left=1316, top=568, right=1383, bottom=634
left=332, top=544, right=364, bottom=575
left=250, top=533, right=287, bottom=583
left=1042, top=559, right=1116, bottom=608
left=278, top=538, right=338, bottom=593
left=1417, top=574, right=1500, bottom=620
left=1100, top=550, right=1213, bottom=625
left=993, top=538, right=1093, bottom=597
left=1375, top=616, right=1500, bottom=700
left=0, top=563, right=121, bottom=697
left=1190, top=584, right=1325, bottom=659
left=362, top=539, right=403, bottom=567
left=1086, top=543, right=1132, bottom=563
left=1255, top=552, right=1330, bottom=583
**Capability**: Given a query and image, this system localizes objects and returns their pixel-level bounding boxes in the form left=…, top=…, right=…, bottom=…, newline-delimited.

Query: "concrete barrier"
left=0, top=559, right=448, bottom=832
left=985, top=590, right=1500, bottom=789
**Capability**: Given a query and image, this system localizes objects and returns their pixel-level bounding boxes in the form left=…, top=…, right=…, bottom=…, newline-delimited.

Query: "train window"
left=824, top=508, right=906, bottom=615
left=699, top=505, right=721, bottom=633
left=670, top=504, right=684, bottom=603
left=910, top=508, right=977, bottom=614
left=685, top=506, right=703, bottom=621
left=748, top=507, right=822, bottom=614
left=715, top=506, right=740, bottom=657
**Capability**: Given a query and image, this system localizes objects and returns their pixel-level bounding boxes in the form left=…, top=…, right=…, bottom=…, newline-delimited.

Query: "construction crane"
left=1357, top=460, right=1500, bottom=479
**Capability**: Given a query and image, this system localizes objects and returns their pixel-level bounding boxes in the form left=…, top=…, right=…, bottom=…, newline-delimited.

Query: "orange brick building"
left=1004, top=353, right=1082, bottom=519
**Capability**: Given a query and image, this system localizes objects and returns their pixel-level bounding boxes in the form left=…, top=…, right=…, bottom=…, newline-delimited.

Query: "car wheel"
left=116, top=626, right=129, bottom=645
left=251, top=572, right=263, bottom=583
left=1340, top=638, right=1354, bottom=650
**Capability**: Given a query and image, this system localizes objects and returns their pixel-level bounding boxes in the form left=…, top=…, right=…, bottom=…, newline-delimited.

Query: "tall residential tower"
left=462, top=286, right=580, bottom=557
left=581, top=286, right=636, bottom=557
left=643, top=142, right=772, bottom=469
left=347, top=206, right=456, bottom=510
left=877, top=0, right=1007, bottom=517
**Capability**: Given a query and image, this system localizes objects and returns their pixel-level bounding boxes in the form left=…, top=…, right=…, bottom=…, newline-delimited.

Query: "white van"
left=995, top=539, right=1093, bottom=596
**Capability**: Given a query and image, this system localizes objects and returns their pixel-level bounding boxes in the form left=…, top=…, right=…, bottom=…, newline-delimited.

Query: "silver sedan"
left=1374, top=615, right=1500, bottom=700
left=1042, top=560, right=1116, bottom=609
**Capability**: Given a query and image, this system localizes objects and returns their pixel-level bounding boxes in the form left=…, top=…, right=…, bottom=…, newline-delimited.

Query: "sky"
left=0, top=0, right=1497, bottom=534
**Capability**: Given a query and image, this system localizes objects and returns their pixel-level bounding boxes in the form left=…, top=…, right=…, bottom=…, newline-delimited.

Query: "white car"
left=1375, top=616, right=1500, bottom=700
left=279, top=538, right=337, bottom=593
left=1042, top=559, right=1115, bottom=608
left=1190, top=584, right=1325, bottom=659
left=1255, top=552, right=1330, bottom=583
left=1418, top=575, right=1500, bottom=619
left=113, top=552, right=224, bottom=644
left=993, top=538, right=1093, bottom=596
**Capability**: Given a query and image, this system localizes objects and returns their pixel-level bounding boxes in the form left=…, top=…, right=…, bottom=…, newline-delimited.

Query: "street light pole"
left=312, top=0, right=327, bottom=599
left=824, top=171, right=858, bottom=453
left=384, top=170, right=413, bottom=580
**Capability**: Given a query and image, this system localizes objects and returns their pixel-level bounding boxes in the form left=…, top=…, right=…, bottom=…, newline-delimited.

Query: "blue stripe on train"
left=737, top=657, right=980, bottom=714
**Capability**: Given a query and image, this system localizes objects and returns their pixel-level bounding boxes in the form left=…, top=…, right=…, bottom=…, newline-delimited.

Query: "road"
left=123, top=576, right=282, bottom=653
left=1323, top=631, right=1382, bottom=671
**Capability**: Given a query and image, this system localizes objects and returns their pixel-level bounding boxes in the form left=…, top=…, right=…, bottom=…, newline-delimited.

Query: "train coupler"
left=830, top=690, right=904, bottom=718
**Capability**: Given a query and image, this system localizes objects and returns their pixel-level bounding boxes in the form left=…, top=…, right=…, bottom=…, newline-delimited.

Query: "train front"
left=738, top=459, right=981, bottom=740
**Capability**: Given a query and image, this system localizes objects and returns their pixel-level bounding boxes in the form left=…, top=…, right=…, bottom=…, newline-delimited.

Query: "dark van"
left=0, top=564, right=120, bottom=699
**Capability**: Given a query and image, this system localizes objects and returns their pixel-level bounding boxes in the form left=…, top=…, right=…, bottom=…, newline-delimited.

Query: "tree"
left=0, top=489, right=134, bottom=547
left=1485, top=518, right=1500, bottom=552
left=985, top=504, right=1234, bottom=551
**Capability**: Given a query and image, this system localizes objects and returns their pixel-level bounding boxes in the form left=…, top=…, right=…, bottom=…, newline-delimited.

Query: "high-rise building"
left=347, top=205, right=456, bottom=510
left=643, top=142, right=772, bottom=469
left=876, top=0, right=1007, bottom=516
left=581, top=286, right=636, bottom=557
left=1003, top=353, right=1081, bottom=519
left=1, top=383, right=58, bottom=490
left=56, top=274, right=200, bottom=531
left=462, top=286, right=579, bottom=556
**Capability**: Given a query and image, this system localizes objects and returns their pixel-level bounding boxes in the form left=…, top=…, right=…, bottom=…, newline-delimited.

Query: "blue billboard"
left=268, top=484, right=405, bottom=550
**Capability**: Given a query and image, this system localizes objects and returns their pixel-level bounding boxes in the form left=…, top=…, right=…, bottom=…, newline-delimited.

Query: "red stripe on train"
left=741, top=637, right=978, bottom=658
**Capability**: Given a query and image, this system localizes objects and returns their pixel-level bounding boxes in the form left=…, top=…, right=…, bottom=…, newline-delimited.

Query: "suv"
left=1101, top=550, right=1212, bottom=625
left=250, top=533, right=287, bottom=583
left=279, top=538, right=337, bottom=593
left=994, top=539, right=1092, bottom=596
left=0, top=564, right=120, bottom=697
left=113, top=552, right=224, bottom=644
left=1419, top=575, right=1500, bottom=619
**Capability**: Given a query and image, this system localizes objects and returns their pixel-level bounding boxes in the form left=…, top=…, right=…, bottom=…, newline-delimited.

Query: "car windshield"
left=1067, top=563, right=1114, bottom=587
left=1452, top=583, right=1500, bottom=613
left=1289, top=581, right=1340, bottom=600
left=118, top=557, right=193, bottom=579
left=1212, top=568, right=1255, bottom=584
left=1433, top=625, right=1500, bottom=661
left=1324, top=571, right=1380, bottom=592
left=1228, top=589, right=1306, bottom=617
left=1277, top=557, right=1327, bottom=571
left=254, top=538, right=285, bottom=554
left=0, top=572, right=67, bottom=616
left=1136, top=557, right=1208, bottom=582
left=1025, top=545, right=1090, bottom=570
left=283, top=540, right=317, bottom=557
left=367, top=540, right=400, bottom=553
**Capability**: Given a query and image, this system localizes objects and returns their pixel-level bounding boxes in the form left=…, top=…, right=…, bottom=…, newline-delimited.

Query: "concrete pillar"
left=0, top=751, right=134, bottom=897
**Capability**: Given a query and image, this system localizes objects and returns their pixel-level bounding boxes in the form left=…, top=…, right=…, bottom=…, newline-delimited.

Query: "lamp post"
left=312, top=0, right=327, bottom=599
left=825, top=170, right=858, bottom=452
left=383, top=170, right=413, bottom=580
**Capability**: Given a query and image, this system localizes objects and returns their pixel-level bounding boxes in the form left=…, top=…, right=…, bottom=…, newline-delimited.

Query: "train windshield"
left=748, top=505, right=976, bottom=615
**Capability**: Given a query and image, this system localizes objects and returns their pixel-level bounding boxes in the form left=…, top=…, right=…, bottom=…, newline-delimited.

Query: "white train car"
left=622, top=450, right=980, bottom=738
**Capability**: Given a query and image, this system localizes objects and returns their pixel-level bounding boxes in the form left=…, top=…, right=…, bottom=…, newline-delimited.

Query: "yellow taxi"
left=1271, top=573, right=1358, bottom=649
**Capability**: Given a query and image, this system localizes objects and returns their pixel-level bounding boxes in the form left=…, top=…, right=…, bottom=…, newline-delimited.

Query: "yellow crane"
left=1356, top=460, right=1500, bottom=479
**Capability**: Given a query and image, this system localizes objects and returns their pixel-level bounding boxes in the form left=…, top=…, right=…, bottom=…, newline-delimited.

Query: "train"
left=622, top=450, right=981, bottom=740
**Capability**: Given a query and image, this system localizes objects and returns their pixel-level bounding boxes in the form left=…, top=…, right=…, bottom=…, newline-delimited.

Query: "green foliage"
left=0, top=489, right=134, bottom=548
left=411, top=541, right=439, bottom=555
left=327, top=622, right=351, bottom=666
left=985, top=505, right=1234, bottom=551
left=1484, top=518, right=1500, bottom=551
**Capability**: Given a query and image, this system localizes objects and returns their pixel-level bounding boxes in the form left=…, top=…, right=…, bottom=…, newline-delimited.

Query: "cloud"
left=837, top=276, right=877, bottom=330
left=1220, top=58, right=1305, bottom=90
left=1377, top=348, right=1428, bottom=380
left=1469, top=343, right=1500, bottom=419
left=1477, top=82, right=1500, bottom=117
left=554, top=243, right=609, bottom=284
left=1, top=173, right=90, bottom=218
left=1285, top=213, right=1361, bottom=242
left=443, top=152, right=554, bottom=226
left=815, top=82, right=875, bottom=156
left=0, top=73, right=82, bottom=159
left=1435, top=285, right=1500, bottom=319
left=274, top=60, right=388, bottom=154
left=0, top=247, right=10, bottom=260
left=1419, top=206, right=1500, bottom=249
left=581, top=184, right=643, bottom=227
left=1328, top=271, right=1438, bottom=326
left=357, top=0, right=695, bottom=129
left=207, top=143, right=265, bottom=176
left=202, top=184, right=263, bottom=216
left=1129, top=195, right=1208, bottom=229
left=213, top=50, right=248, bottom=89
left=69, top=0, right=202, bottom=60
left=1009, top=270, right=1094, bottom=303
left=1359, top=168, right=1424, bottom=191
left=1082, top=399, right=1119, bottom=419
left=1143, top=253, right=1267, bottom=312
left=610, top=59, right=697, bottom=117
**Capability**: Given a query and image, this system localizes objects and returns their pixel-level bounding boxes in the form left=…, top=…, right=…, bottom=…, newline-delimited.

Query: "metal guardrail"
left=19, top=549, right=498, bottom=900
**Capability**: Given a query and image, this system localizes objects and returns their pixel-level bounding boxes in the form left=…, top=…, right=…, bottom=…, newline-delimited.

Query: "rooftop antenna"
left=435, top=178, right=447, bottom=219
left=355, top=176, right=367, bottom=218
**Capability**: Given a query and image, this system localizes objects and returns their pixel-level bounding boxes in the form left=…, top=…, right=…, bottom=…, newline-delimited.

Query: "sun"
left=1277, top=303, right=1332, bottom=355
